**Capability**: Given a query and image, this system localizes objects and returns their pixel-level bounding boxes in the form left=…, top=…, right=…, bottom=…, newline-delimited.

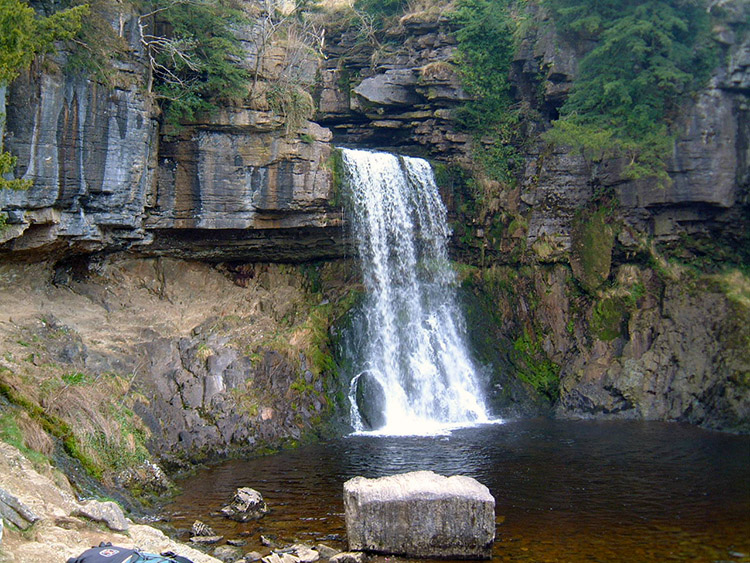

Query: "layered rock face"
left=519, top=4, right=750, bottom=256
left=1, top=59, right=156, bottom=257
left=318, top=14, right=471, bottom=159
left=0, top=7, right=345, bottom=263
left=344, top=471, right=495, bottom=559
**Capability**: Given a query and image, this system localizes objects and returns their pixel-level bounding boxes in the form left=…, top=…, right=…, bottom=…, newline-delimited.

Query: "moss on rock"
left=570, top=207, right=615, bottom=293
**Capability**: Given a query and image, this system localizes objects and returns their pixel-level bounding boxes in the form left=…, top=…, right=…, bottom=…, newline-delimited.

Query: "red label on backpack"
left=98, top=549, right=120, bottom=557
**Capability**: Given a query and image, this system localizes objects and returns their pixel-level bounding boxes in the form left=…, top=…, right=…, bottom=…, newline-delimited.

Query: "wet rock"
left=73, top=500, right=129, bottom=532
left=245, top=552, right=264, bottom=562
left=191, top=520, right=217, bottom=538
left=226, top=539, right=247, bottom=547
left=220, top=487, right=269, bottom=522
left=190, top=535, right=224, bottom=545
left=116, top=461, right=173, bottom=496
left=344, top=471, right=495, bottom=559
left=328, top=552, right=366, bottom=563
left=353, top=371, right=387, bottom=430
left=213, top=545, right=245, bottom=562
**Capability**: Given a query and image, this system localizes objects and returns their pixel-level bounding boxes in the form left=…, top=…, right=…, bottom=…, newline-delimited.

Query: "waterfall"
left=342, top=148, right=490, bottom=435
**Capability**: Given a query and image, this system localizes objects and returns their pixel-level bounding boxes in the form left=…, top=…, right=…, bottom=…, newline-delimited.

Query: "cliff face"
left=0, top=0, right=748, bottom=455
left=0, top=8, right=344, bottom=263
left=315, top=2, right=749, bottom=432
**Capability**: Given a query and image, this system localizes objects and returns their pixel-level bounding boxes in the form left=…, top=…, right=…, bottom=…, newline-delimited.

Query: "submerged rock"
left=220, top=488, right=269, bottom=522
left=343, top=471, right=495, bottom=559
left=213, top=544, right=245, bottom=562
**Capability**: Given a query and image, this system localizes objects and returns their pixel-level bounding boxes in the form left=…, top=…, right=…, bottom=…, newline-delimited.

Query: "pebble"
left=189, top=535, right=224, bottom=544
left=227, top=539, right=247, bottom=546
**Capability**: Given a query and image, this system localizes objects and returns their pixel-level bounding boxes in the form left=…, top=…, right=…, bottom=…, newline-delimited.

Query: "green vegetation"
left=0, top=0, right=88, bottom=84
left=0, top=410, right=49, bottom=466
left=590, top=296, right=627, bottom=341
left=144, top=0, right=250, bottom=124
left=450, top=0, right=522, bottom=186
left=0, top=378, right=102, bottom=477
left=570, top=204, right=616, bottom=293
left=268, top=83, right=315, bottom=135
left=511, top=330, right=560, bottom=401
left=326, top=148, right=346, bottom=207
left=543, top=0, right=717, bottom=183
left=0, top=0, right=87, bottom=190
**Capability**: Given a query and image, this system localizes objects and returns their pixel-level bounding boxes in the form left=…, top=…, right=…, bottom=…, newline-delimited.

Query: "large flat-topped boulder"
left=343, top=471, right=495, bottom=559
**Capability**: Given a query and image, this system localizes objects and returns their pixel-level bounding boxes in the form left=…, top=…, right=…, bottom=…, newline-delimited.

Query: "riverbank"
left=0, top=441, right=220, bottom=563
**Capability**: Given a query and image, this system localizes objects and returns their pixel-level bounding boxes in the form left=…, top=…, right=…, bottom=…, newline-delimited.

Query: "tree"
left=138, top=0, right=251, bottom=124
left=543, top=0, right=717, bottom=182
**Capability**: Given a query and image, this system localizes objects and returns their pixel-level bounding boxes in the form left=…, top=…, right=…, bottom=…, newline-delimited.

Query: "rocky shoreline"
left=0, top=441, right=371, bottom=563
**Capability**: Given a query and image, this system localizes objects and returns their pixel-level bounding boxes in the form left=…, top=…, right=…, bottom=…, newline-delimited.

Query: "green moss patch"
left=570, top=207, right=615, bottom=293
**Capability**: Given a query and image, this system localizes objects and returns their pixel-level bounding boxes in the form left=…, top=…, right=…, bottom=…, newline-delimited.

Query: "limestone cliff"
left=0, top=0, right=747, bottom=481
left=0, top=4, right=344, bottom=263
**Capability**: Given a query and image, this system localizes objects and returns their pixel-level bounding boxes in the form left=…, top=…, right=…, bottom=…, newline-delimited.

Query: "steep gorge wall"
left=0, top=6, right=345, bottom=263
left=0, top=0, right=748, bottom=466
left=316, top=1, right=750, bottom=432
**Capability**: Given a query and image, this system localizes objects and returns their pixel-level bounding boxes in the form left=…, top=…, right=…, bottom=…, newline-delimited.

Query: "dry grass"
left=16, top=411, right=55, bottom=456
left=715, top=269, right=750, bottom=308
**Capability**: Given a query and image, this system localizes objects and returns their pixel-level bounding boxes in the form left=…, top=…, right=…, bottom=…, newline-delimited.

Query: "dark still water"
left=165, top=419, right=750, bottom=563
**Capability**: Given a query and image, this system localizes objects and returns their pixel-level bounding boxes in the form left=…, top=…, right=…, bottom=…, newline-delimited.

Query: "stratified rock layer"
left=343, top=471, right=495, bottom=559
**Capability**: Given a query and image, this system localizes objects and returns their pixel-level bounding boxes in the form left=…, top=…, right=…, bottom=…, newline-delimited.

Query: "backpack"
left=66, top=543, right=195, bottom=563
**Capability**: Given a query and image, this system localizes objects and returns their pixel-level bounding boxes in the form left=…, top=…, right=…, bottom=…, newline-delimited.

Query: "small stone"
left=227, top=539, right=247, bottom=547
left=329, top=552, right=366, bottom=563
left=245, top=551, right=264, bottom=562
left=191, top=519, right=217, bottom=537
left=314, top=544, right=338, bottom=559
left=261, top=535, right=276, bottom=547
left=213, top=545, right=245, bottom=562
left=221, top=488, right=269, bottom=522
left=190, top=535, right=223, bottom=545
left=262, top=553, right=299, bottom=563
left=291, top=544, right=319, bottom=563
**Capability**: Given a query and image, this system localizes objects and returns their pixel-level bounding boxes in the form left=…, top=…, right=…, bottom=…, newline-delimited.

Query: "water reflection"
left=165, top=419, right=750, bottom=563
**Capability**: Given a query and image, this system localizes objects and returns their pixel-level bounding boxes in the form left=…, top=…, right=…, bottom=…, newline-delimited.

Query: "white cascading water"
left=342, top=148, right=490, bottom=435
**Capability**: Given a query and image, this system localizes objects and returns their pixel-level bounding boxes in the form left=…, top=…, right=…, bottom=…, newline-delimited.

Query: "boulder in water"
left=220, top=487, right=269, bottom=521
left=353, top=371, right=387, bottom=430
left=343, top=470, right=495, bottom=559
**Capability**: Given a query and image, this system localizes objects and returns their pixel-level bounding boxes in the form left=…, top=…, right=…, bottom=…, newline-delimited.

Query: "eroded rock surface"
left=343, top=471, right=495, bottom=559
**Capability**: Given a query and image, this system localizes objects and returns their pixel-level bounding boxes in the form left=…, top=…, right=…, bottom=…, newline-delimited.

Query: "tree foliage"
left=0, top=0, right=88, bottom=83
left=451, top=0, right=522, bottom=186
left=543, top=0, right=717, bottom=182
left=140, top=0, right=250, bottom=124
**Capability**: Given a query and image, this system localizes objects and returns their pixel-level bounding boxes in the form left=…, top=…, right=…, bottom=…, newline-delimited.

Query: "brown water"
left=165, top=419, right=750, bottom=562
